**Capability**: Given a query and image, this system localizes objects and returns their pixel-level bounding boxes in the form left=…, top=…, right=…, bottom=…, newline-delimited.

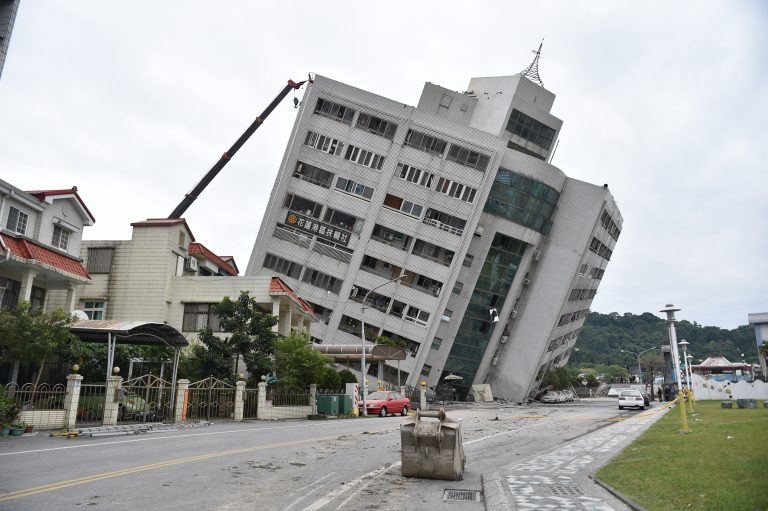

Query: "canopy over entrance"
left=69, top=320, right=189, bottom=395
left=311, top=344, right=407, bottom=363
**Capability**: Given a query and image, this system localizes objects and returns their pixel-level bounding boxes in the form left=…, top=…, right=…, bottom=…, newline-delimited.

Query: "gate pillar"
left=234, top=381, right=246, bottom=421
left=174, top=379, right=189, bottom=423
left=257, top=382, right=267, bottom=420
left=63, top=374, right=83, bottom=428
left=103, top=376, right=123, bottom=426
left=309, top=384, right=317, bottom=415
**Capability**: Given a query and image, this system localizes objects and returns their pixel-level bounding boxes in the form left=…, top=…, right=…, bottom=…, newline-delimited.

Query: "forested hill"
left=568, top=312, right=757, bottom=368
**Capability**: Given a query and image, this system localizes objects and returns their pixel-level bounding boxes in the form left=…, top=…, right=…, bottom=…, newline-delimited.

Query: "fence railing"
left=4, top=382, right=67, bottom=430
left=76, top=383, right=107, bottom=427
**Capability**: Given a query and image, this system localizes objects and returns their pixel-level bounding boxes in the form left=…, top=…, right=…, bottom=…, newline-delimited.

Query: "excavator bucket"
left=400, top=409, right=466, bottom=480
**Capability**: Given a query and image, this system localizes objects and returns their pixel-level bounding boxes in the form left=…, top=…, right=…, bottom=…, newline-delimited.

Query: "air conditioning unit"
left=510, top=310, right=518, bottom=319
left=383, top=231, right=394, bottom=241
left=491, top=356, right=499, bottom=366
left=185, top=256, right=199, bottom=271
left=500, top=335, right=509, bottom=344
left=533, top=250, right=542, bottom=261
left=523, top=278, right=531, bottom=286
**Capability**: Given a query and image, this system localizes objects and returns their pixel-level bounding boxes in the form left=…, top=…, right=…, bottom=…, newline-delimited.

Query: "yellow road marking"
left=0, top=433, right=345, bottom=503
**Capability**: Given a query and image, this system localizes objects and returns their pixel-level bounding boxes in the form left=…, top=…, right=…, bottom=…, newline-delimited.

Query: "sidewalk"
left=482, top=401, right=673, bottom=510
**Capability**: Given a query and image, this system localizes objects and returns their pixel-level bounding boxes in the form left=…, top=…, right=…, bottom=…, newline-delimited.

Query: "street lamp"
left=621, top=347, right=656, bottom=383
left=360, top=276, right=403, bottom=416
left=660, top=304, right=690, bottom=433
left=679, top=340, right=694, bottom=413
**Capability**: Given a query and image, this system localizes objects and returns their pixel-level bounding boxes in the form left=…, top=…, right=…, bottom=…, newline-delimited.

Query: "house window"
left=182, top=303, right=222, bottom=332
left=383, top=194, right=423, bottom=218
left=396, top=163, right=434, bottom=188
left=356, top=113, right=397, bottom=139
left=314, top=98, right=355, bottom=124
left=86, top=248, right=114, bottom=273
left=335, top=177, right=374, bottom=200
left=83, top=301, right=106, bottom=320
left=30, top=286, right=46, bottom=311
left=343, top=144, right=386, bottom=170
left=52, top=225, right=71, bottom=250
left=5, top=206, right=29, bottom=235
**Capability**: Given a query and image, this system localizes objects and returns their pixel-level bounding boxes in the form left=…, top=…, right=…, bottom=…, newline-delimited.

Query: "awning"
left=312, top=344, right=407, bottom=362
left=70, top=320, right=189, bottom=348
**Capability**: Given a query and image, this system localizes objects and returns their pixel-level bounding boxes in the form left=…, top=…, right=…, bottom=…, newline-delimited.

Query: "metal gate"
left=119, top=374, right=175, bottom=424
left=184, top=377, right=235, bottom=421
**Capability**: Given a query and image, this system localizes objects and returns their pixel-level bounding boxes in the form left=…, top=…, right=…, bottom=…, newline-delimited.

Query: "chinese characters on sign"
left=285, top=213, right=351, bottom=246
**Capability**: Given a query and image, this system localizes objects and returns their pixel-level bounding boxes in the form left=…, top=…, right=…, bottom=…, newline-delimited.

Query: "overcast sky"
left=1, top=1, right=765, bottom=330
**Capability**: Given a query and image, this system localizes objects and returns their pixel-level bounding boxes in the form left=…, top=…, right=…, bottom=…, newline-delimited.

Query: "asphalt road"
left=0, top=398, right=647, bottom=510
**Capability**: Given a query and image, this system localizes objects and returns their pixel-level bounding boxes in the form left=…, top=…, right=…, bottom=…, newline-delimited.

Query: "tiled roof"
left=188, top=242, right=238, bottom=276
left=1, top=233, right=90, bottom=280
left=26, top=186, right=96, bottom=224
left=130, top=218, right=195, bottom=241
left=270, top=277, right=317, bottom=319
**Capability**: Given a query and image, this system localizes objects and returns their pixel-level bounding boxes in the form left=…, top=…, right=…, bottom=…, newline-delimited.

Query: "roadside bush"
left=337, top=369, right=358, bottom=386
left=318, top=367, right=341, bottom=390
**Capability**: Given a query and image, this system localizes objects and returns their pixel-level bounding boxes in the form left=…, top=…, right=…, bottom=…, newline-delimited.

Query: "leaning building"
left=245, top=56, right=622, bottom=401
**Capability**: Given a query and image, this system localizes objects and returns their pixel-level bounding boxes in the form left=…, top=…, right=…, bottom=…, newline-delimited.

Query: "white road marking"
left=282, top=472, right=337, bottom=511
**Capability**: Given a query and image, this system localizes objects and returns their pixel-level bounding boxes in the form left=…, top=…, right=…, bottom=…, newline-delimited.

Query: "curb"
left=590, top=475, right=648, bottom=511
left=481, top=471, right=512, bottom=511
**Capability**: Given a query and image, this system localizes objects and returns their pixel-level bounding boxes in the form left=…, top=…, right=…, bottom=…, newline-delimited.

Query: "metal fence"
left=242, top=388, right=258, bottom=420
left=184, top=377, right=235, bottom=421
left=119, top=374, right=175, bottom=424
left=76, top=383, right=107, bottom=427
left=261, top=386, right=312, bottom=420
left=3, top=382, right=67, bottom=430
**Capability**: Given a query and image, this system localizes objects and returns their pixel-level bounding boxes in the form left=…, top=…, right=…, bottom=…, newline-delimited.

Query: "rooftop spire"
left=517, top=40, right=545, bottom=87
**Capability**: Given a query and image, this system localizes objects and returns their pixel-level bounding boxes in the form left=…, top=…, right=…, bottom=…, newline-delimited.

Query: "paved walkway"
left=484, top=401, right=673, bottom=510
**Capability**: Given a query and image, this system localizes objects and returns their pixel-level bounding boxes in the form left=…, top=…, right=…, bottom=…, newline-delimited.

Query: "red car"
left=360, top=391, right=410, bottom=417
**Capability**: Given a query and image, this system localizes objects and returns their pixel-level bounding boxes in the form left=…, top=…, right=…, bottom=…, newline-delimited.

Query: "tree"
left=213, top=292, right=279, bottom=378
left=376, top=335, right=405, bottom=348
left=186, top=326, right=236, bottom=382
left=545, top=367, right=574, bottom=390
left=337, top=369, right=358, bottom=386
left=272, top=332, right=332, bottom=389
left=0, top=302, right=76, bottom=384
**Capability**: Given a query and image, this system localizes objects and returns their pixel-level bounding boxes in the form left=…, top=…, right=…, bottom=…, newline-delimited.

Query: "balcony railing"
left=422, top=217, right=464, bottom=236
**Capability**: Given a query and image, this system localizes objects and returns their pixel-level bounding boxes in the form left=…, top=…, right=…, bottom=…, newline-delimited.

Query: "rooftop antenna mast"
left=517, top=39, right=545, bottom=87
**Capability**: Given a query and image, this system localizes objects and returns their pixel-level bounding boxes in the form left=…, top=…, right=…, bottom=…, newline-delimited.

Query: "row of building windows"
left=283, top=193, right=364, bottom=234
left=343, top=144, right=386, bottom=170
left=314, top=98, right=399, bottom=142
left=568, top=288, right=597, bottom=302
left=304, top=131, right=343, bottom=155
left=557, top=308, right=590, bottom=326
left=435, top=177, right=477, bottom=203
left=396, top=163, right=434, bottom=188
left=589, top=237, right=613, bottom=261
left=547, top=328, right=582, bottom=352
left=335, top=177, right=374, bottom=200
left=484, top=168, right=559, bottom=233
left=293, top=161, right=334, bottom=188
left=600, top=210, right=621, bottom=241
left=404, top=129, right=491, bottom=172
left=314, top=98, right=356, bottom=124
left=263, top=253, right=345, bottom=295
left=578, top=263, right=605, bottom=280
left=505, top=109, right=556, bottom=150
left=446, top=143, right=490, bottom=172
left=359, top=254, right=443, bottom=297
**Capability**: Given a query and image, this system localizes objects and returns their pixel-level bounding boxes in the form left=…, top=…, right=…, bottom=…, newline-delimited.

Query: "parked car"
left=560, top=390, right=575, bottom=402
left=618, top=389, right=645, bottom=410
left=539, top=391, right=562, bottom=404
left=359, top=391, right=410, bottom=417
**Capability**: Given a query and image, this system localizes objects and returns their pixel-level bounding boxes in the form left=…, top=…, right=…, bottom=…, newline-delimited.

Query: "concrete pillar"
left=420, top=386, right=427, bottom=411
left=257, top=381, right=267, bottom=420
left=20, top=270, right=36, bottom=302
left=63, top=284, right=77, bottom=313
left=234, top=381, right=246, bottom=422
left=174, top=379, right=189, bottom=423
left=102, top=376, right=122, bottom=426
left=63, top=374, right=83, bottom=429
left=309, top=384, right=317, bottom=415
left=271, top=299, right=281, bottom=333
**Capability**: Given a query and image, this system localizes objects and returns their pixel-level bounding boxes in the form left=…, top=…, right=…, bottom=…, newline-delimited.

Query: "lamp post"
left=679, top=340, right=694, bottom=413
left=686, top=353, right=695, bottom=407
left=621, top=347, right=657, bottom=383
left=360, top=276, right=403, bottom=416
left=660, top=304, right=690, bottom=433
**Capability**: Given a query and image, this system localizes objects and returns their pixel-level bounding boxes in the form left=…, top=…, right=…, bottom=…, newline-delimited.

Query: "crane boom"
left=168, top=79, right=308, bottom=219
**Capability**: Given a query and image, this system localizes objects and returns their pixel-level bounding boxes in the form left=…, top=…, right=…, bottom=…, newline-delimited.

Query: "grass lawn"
left=597, top=400, right=768, bottom=510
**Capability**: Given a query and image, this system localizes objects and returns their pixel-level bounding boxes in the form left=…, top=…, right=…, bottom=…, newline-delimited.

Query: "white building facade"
left=245, top=71, right=622, bottom=400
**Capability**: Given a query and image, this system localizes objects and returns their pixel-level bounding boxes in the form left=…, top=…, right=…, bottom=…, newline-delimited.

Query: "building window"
left=51, top=225, right=71, bottom=250
left=446, top=144, right=490, bottom=172
left=462, top=254, right=474, bottom=267
left=588, top=237, right=613, bottom=261
left=356, top=113, right=397, bottom=139
left=452, top=281, right=464, bottom=294
left=600, top=210, right=622, bottom=241
left=404, top=129, right=447, bottom=156
left=404, top=306, right=430, bottom=326
left=0, top=278, right=21, bottom=310
left=335, top=177, right=374, bottom=200
left=304, top=131, right=343, bottom=155
left=423, top=208, right=466, bottom=236
left=182, top=303, right=222, bottom=332
left=435, top=177, right=477, bottom=203
left=431, top=337, right=443, bottom=350
left=441, top=309, right=453, bottom=322
left=343, top=144, right=386, bottom=170
left=505, top=109, right=556, bottom=150
left=383, top=194, right=423, bottom=218
left=83, top=301, right=106, bottom=320
left=323, top=208, right=363, bottom=233
left=30, top=286, right=46, bottom=311
left=293, top=161, right=334, bottom=188
left=263, top=253, right=302, bottom=279
left=396, top=163, right=434, bottom=188
left=86, top=247, right=114, bottom=273
left=484, top=167, right=560, bottom=234
left=5, top=206, right=29, bottom=235
left=302, top=268, right=343, bottom=294
left=314, top=98, right=356, bottom=124
left=283, top=193, right=322, bottom=218
left=306, top=301, right=333, bottom=325
left=421, top=364, right=432, bottom=376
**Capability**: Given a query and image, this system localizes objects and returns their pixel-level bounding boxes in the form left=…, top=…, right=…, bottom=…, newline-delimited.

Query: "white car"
left=539, top=391, right=562, bottom=403
left=618, top=389, right=645, bottom=410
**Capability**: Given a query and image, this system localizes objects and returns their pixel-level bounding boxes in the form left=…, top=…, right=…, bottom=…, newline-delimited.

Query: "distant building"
left=76, top=218, right=316, bottom=343
left=0, top=178, right=94, bottom=312
left=748, top=312, right=768, bottom=379
left=0, top=0, right=21, bottom=79
left=691, top=356, right=753, bottom=382
left=244, top=57, right=622, bottom=400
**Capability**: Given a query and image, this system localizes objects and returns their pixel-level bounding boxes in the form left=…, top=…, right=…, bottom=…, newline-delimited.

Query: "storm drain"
left=544, top=484, right=584, bottom=497
left=442, top=489, right=482, bottom=502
